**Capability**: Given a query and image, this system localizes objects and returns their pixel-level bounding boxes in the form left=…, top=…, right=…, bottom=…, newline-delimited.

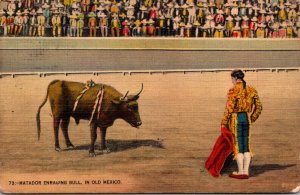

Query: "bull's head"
left=112, top=84, right=143, bottom=128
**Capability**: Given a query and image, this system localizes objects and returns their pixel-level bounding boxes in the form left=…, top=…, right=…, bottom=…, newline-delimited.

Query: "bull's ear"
left=128, top=95, right=139, bottom=101
left=111, top=98, right=121, bottom=104
left=133, top=95, right=140, bottom=101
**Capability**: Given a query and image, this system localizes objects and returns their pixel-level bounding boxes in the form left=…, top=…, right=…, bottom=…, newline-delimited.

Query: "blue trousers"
left=237, top=112, right=249, bottom=153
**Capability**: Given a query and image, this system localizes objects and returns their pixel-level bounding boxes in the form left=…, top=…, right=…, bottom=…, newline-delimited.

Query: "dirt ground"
left=0, top=71, right=299, bottom=193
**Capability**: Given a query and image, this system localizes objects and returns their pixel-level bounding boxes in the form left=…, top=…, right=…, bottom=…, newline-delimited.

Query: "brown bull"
left=36, top=80, right=143, bottom=157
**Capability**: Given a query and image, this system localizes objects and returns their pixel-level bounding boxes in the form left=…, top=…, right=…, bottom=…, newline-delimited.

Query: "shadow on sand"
left=64, top=139, right=164, bottom=153
left=250, top=164, right=296, bottom=177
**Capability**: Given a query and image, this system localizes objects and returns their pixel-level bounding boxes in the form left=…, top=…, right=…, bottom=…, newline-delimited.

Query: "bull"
left=36, top=80, right=143, bottom=157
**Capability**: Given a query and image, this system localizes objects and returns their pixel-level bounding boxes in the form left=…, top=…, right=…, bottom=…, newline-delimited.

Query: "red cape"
left=205, top=127, right=233, bottom=177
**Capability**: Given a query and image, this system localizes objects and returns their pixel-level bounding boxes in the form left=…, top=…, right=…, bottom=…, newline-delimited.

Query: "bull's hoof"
left=89, top=152, right=96, bottom=157
left=67, top=144, right=75, bottom=149
left=55, top=147, right=61, bottom=152
left=102, top=148, right=111, bottom=154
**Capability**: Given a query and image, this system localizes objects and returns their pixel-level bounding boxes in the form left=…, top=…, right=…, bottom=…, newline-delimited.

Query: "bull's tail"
left=36, top=80, right=60, bottom=140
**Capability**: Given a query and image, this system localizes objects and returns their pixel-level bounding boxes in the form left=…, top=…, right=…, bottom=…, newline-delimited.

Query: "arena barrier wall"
left=0, top=38, right=299, bottom=75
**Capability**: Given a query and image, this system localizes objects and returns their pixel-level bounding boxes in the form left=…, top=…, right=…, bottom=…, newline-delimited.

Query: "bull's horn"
left=135, top=83, right=144, bottom=97
left=121, top=90, right=129, bottom=101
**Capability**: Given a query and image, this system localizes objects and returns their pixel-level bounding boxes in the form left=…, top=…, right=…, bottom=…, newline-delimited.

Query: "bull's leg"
left=61, top=117, right=74, bottom=149
left=100, top=127, right=110, bottom=154
left=89, top=122, right=97, bottom=157
left=53, top=117, right=61, bottom=151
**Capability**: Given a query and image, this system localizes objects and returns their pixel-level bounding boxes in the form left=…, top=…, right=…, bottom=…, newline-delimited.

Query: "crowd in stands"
left=0, top=0, right=299, bottom=37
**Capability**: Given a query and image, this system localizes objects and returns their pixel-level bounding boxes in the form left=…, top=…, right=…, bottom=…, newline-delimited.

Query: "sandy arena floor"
left=0, top=71, right=299, bottom=193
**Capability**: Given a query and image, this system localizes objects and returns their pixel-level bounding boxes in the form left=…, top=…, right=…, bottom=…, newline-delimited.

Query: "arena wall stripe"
left=0, top=38, right=300, bottom=51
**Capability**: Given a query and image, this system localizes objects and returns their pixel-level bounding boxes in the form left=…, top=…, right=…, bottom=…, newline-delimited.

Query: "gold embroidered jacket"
left=222, top=81, right=262, bottom=126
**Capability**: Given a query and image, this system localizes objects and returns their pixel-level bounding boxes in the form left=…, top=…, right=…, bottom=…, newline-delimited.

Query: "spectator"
left=0, top=0, right=299, bottom=37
